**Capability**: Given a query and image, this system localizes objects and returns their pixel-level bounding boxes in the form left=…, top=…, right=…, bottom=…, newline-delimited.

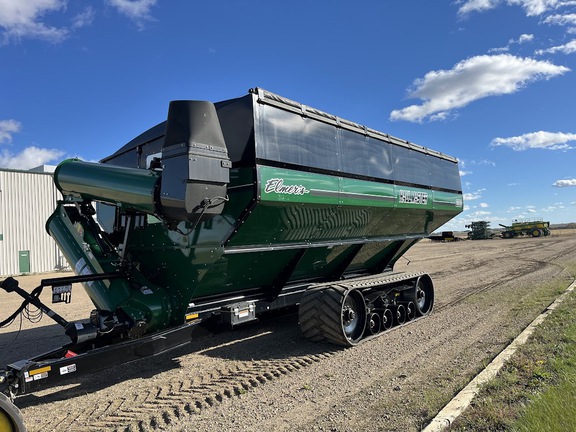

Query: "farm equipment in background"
left=428, top=231, right=458, bottom=242
left=499, top=220, right=550, bottom=239
left=465, top=221, right=495, bottom=240
left=0, top=88, right=462, bottom=431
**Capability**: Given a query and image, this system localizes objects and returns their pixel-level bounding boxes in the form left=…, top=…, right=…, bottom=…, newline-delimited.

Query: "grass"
left=450, top=270, right=576, bottom=431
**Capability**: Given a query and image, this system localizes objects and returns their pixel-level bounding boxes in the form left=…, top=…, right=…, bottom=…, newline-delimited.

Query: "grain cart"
left=0, top=88, right=463, bottom=430
left=499, top=220, right=550, bottom=238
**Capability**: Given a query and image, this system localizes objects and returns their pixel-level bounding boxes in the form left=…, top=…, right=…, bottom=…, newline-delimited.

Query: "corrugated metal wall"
left=0, top=169, right=65, bottom=276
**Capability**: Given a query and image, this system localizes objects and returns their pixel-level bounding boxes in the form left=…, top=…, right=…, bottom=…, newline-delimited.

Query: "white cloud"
left=390, top=54, right=569, bottom=123
left=517, top=33, right=535, bottom=43
left=72, top=7, right=95, bottom=30
left=464, top=189, right=486, bottom=200
left=491, top=131, right=576, bottom=150
left=0, top=146, right=65, bottom=169
left=457, top=0, right=576, bottom=17
left=471, top=158, right=496, bottom=167
left=0, top=119, right=22, bottom=143
left=106, top=0, right=157, bottom=29
left=510, top=0, right=560, bottom=16
left=480, top=202, right=489, bottom=207
left=457, top=0, right=501, bottom=16
left=536, top=39, right=576, bottom=54
left=0, top=1, right=158, bottom=43
left=468, top=210, right=491, bottom=217
left=553, top=179, right=576, bottom=186
left=460, top=170, right=473, bottom=176
left=489, top=33, right=533, bottom=53
left=543, top=13, right=576, bottom=26
left=0, top=0, right=68, bottom=43
left=488, top=46, right=510, bottom=53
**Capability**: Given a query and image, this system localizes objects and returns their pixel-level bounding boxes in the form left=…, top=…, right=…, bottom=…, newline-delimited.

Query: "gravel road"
left=2, top=234, right=575, bottom=431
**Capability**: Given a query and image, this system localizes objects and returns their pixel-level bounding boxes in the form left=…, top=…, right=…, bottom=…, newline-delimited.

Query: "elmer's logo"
left=264, top=178, right=310, bottom=195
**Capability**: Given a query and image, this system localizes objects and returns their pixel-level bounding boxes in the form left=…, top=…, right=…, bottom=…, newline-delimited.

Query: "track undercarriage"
left=299, top=272, right=434, bottom=346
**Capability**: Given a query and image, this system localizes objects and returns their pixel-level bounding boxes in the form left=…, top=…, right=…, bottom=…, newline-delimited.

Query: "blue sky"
left=0, top=0, right=575, bottom=231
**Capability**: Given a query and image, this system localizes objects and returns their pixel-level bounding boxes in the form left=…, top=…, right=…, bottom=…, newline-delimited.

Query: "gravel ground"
left=1, top=233, right=575, bottom=431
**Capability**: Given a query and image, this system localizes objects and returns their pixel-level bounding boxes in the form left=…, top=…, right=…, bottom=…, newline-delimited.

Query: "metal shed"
left=0, top=166, right=65, bottom=276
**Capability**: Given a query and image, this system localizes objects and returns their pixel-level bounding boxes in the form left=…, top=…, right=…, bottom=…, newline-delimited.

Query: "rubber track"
left=299, top=285, right=349, bottom=345
left=299, top=272, right=427, bottom=346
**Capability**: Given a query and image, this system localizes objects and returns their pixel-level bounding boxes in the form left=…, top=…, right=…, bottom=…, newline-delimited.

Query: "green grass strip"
left=452, top=276, right=576, bottom=431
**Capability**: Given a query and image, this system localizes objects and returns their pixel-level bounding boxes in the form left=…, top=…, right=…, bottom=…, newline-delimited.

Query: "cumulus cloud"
left=0, top=0, right=68, bottom=43
left=488, top=33, right=534, bottom=53
left=0, top=0, right=157, bottom=43
left=0, top=119, right=22, bottom=143
left=457, top=0, right=501, bottom=16
left=390, top=54, right=569, bottom=123
left=0, top=119, right=65, bottom=168
left=553, top=179, right=576, bottom=186
left=457, top=0, right=576, bottom=17
left=517, top=33, right=535, bottom=43
left=491, top=131, right=576, bottom=150
left=106, top=0, right=157, bottom=29
left=544, top=13, right=576, bottom=26
left=463, top=189, right=486, bottom=200
left=536, top=39, right=576, bottom=54
left=0, top=146, right=65, bottom=169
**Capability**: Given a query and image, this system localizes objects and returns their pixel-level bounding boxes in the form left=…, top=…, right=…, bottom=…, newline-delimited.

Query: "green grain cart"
left=0, top=88, right=463, bottom=430
left=499, top=220, right=550, bottom=238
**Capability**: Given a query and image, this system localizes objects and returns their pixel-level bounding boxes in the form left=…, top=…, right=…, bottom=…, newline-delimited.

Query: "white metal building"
left=0, top=166, right=65, bottom=276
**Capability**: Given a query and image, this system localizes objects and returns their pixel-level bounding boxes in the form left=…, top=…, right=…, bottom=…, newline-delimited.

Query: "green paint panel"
left=118, top=164, right=462, bottom=300
left=47, top=203, right=175, bottom=330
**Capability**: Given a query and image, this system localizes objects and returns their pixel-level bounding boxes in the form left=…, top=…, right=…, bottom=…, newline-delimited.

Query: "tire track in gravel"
left=19, top=320, right=340, bottom=432
left=66, top=354, right=336, bottom=432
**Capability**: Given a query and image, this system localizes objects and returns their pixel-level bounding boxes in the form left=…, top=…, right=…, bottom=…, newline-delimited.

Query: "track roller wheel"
left=406, top=301, right=416, bottom=321
left=299, top=285, right=367, bottom=346
left=381, top=308, right=393, bottom=331
left=366, top=312, right=381, bottom=335
left=394, top=304, right=406, bottom=325
left=0, top=393, right=26, bottom=432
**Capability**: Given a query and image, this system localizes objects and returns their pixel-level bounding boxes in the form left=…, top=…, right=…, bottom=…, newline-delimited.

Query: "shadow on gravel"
left=0, top=323, right=71, bottom=366
left=11, top=309, right=341, bottom=410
